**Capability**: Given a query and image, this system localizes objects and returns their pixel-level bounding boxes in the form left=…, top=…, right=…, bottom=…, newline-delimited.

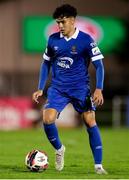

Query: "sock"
left=95, top=164, right=102, bottom=169
left=43, top=123, right=62, bottom=150
left=87, top=125, right=102, bottom=164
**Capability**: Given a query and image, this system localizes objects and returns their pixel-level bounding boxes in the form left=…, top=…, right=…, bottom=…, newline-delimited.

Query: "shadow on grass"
left=0, top=164, right=93, bottom=176
left=0, top=164, right=37, bottom=173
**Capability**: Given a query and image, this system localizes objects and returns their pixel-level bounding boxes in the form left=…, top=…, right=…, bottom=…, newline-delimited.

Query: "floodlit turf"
left=0, top=127, right=129, bottom=179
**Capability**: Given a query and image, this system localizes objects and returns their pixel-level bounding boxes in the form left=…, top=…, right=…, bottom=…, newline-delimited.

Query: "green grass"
left=0, top=127, right=129, bottom=179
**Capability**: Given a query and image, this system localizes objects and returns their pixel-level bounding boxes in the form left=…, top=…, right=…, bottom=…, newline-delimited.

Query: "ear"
left=71, top=17, right=75, bottom=25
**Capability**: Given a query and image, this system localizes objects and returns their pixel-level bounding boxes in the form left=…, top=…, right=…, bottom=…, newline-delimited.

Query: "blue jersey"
left=43, top=28, right=104, bottom=89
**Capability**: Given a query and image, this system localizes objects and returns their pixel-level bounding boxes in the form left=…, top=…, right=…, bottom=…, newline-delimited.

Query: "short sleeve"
left=43, top=37, right=54, bottom=61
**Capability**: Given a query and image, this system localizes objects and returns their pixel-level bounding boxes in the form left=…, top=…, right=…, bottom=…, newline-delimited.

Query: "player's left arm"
left=86, top=34, right=104, bottom=106
left=92, top=59, right=104, bottom=106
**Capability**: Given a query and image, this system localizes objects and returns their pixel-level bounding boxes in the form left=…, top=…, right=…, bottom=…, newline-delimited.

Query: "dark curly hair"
left=53, top=4, right=77, bottom=19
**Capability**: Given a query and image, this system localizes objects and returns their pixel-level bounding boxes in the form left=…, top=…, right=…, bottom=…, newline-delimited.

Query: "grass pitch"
left=0, top=127, right=129, bottom=179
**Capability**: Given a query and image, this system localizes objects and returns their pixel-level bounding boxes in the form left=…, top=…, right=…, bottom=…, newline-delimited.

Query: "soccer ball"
left=25, top=149, right=49, bottom=172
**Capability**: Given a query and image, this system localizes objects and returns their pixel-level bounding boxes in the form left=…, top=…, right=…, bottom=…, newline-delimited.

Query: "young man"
left=32, top=4, right=107, bottom=174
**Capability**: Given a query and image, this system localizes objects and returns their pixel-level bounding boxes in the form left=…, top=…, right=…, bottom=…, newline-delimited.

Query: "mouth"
left=60, top=29, right=65, bottom=33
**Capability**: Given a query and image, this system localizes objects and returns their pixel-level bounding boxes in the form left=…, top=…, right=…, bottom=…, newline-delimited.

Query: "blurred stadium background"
left=0, top=0, right=129, bottom=130
left=0, top=0, right=129, bottom=179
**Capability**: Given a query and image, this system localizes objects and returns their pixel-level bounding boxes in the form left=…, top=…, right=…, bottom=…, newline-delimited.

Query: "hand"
left=93, top=89, right=104, bottom=106
left=32, top=90, right=43, bottom=104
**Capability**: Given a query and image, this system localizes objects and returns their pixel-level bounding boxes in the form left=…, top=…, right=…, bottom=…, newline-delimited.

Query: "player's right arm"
left=32, top=59, right=51, bottom=103
left=32, top=36, right=54, bottom=103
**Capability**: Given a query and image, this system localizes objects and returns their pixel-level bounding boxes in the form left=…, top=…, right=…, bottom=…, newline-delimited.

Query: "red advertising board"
left=0, top=97, right=33, bottom=130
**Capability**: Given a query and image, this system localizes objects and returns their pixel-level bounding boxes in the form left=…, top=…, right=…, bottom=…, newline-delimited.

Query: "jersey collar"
left=60, top=28, right=79, bottom=41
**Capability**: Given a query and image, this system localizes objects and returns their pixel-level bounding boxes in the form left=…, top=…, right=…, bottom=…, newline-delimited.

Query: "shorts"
left=44, top=86, right=96, bottom=113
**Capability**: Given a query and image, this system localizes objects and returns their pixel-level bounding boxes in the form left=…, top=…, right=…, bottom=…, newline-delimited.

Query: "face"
left=56, top=17, right=75, bottom=37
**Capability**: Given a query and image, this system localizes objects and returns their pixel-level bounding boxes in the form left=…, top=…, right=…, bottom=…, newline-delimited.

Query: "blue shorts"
left=44, top=86, right=96, bottom=113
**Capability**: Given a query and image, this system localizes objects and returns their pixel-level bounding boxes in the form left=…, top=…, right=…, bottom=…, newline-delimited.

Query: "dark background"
left=0, top=0, right=129, bottom=98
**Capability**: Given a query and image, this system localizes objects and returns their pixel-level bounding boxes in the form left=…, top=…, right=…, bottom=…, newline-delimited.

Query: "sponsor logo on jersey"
left=92, top=47, right=100, bottom=55
left=57, top=57, right=73, bottom=69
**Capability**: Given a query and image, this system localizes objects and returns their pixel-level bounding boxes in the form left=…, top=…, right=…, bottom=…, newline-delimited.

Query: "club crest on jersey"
left=54, top=46, right=58, bottom=51
left=57, top=57, right=73, bottom=69
left=70, top=46, right=78, bottom=54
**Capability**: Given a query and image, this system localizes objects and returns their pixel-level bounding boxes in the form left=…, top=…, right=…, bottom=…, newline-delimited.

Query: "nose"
left=58, top=22, right=63, bottom=29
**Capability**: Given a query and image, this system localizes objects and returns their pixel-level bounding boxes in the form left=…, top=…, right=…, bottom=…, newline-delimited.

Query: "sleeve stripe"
left=91, top=54, right=104, bottom=61
left=43, top=53, right=50, bottom=61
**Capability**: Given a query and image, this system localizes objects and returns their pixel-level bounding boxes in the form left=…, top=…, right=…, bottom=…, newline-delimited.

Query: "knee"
left=82, top=111, right=96, bottom=128
left=43, top=109, right=57, bottom=124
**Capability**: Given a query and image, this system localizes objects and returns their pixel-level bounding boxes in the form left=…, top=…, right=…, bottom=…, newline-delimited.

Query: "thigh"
left=72, top=95, right=96, bottom=113
left=44, top=87, right=70, bottom=113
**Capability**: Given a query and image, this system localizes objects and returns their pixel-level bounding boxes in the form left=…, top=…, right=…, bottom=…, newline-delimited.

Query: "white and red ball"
left=25, top=150, right=49, bottom=172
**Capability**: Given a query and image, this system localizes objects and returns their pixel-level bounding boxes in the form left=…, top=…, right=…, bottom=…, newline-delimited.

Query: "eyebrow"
left=56, top=20, right=65, bottom=23
left=56, top=17, right=68, bottom=23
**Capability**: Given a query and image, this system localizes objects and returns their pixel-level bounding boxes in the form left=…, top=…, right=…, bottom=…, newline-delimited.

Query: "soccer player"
left=32, top=4, right=107, bottom=174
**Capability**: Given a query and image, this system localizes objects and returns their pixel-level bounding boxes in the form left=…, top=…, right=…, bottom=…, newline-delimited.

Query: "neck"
left=66, top=27, right=76, bottom=38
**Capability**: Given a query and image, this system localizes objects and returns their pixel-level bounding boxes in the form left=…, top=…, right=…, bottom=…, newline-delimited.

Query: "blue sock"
left=87, top=125, right=102, bottom=164
left=43, top=123, right=62, bottom=150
